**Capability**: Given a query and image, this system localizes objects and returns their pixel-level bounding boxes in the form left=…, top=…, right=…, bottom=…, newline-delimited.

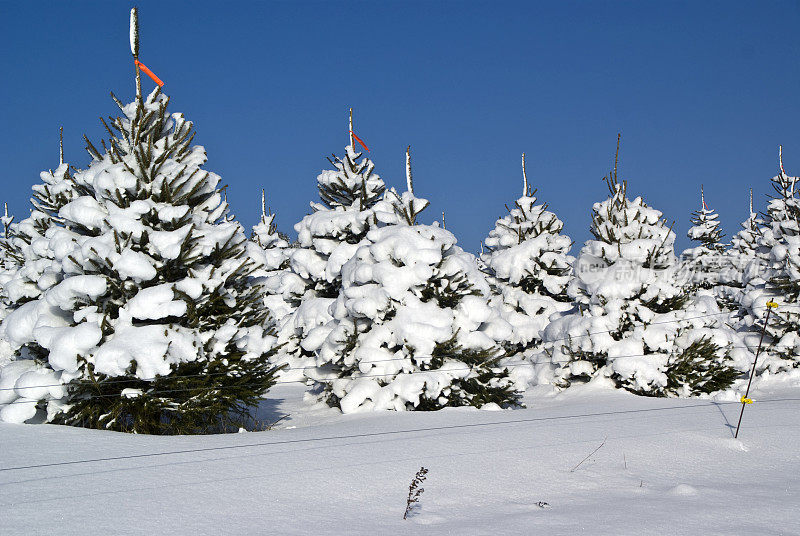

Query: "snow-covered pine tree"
left=543, top=137, right=741, bottom=396
left=720, top=189, right=766, bottom=310
left=730, top=189, right=767, bottom=267
left=2, top=127, right=73, bottom=295
left=0, top=202, right=18, bottom=368
left=739, top=147, right=800, bottom=368
left=250, top=190, right=295, bottom=325
left=0, top=9, right=280, bottom=433
left=277, top=110, right=388, bottom=380
left=682, top=186, right=725, bottom=288
left=0, top=202, right=19, bottom=291
left=0, top=132, right=78, bottom=418
left=1, top=203, right=15, bottom=256
left=480, top=153, right=573, bottom=357
left=290, top=109, right=386, bottom=298
left=306, top=146, right=520, bottom=412
left=679, top=186, right=740, bottom=310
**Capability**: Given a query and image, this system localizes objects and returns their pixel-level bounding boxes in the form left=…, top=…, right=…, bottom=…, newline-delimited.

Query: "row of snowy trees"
left=0, top=12, right=798, bottom=433
left=234, top=131, right=800, bottom=407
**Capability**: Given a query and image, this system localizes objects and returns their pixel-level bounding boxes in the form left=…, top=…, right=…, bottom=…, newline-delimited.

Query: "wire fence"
left=3, top=396, right=799, bottom=473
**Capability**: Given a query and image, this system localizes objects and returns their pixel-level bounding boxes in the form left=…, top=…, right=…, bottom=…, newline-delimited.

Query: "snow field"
left=1, top=382, right=799, bottom=535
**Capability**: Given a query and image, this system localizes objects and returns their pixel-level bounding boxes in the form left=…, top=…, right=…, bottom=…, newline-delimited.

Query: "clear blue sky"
left=2, top=1, right=799, bottom=253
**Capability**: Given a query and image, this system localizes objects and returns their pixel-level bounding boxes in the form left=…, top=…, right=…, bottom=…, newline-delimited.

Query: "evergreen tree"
left=290, top=110, right=386, bottom=299
left=249, top=190, right=305, bottom=378
left=0, top=202, right=18, bottom=307
left=543, top=137, right=740, bottom=396
left=307, top=147, right=520, bottom=412
left=730, top=189, right=764, bottom=260
left=680, top=186, right=738, bottom=310
left=682, top=186, right=725, bottom=286
left=250, top=189, right=294, bottom=325
left=1, top=203, right=15, bottom=261
left=0, top=203, right=18, bottom=368
left=1, top=128, right=76, bottom=310
left=0, top=10, right=280, bottom=432
left=740, top=147, right=800, bottom=368
left=480, top=153, right=573, bottom=357
left=687, top=187, right=724, bottom=251
left=720, top=189, right=766, bottom=310
left=0, top=133, right=75, bottom=422
left=277, top=110, right=389, bottom=380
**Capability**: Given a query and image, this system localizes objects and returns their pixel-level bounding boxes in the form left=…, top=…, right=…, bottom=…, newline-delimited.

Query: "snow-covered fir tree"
left=0, top=202, right=19, bottom=301
left=730, top=189, right=768, bottom=266
left=1, top=203, right=15, bottom=259
left=1, top=129, right=68, bottom=291
left=0, top=10, right=280, bottom=432
left=305, top=146, right=521, bottom=412
left=0, top=133, right=75, bottom=408
left=277, top=110, right=388, bottom=380
left=739, top=147, right=800, bottom=368
left=249, top=190, right=295, bottom=329
left=0, top=202, right=19, bottom=367
left=681, top=186, right=725, bottom=289
left=480, top=153, right=573, bottom=358
left=720, top=189, right=766, bottom=309
left=543, top=138, right=743, bottom=396
left=290, top=110, right=386, bottom=297
left=679, top=186, right=741, bottom=311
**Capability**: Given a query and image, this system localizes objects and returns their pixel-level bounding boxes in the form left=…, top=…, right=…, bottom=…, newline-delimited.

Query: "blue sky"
left=1, top=1, right=799, bottom=253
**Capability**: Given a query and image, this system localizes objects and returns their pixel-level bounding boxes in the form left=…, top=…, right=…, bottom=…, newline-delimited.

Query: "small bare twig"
left=404, top=467, right=429, bottom=519
left=570, top=436, right=607, bottom=472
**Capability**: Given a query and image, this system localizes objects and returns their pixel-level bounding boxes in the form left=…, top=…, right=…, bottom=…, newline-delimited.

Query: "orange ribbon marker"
left=349, top=131, right=370, bottom=152
left=135, top=59, right=164, bottom=87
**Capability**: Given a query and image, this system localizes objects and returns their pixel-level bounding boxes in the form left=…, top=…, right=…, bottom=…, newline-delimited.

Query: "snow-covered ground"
left=2, top=382, right=799, bottom=535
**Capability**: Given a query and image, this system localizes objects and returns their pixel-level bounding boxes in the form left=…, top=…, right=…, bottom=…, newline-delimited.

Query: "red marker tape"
left=350, top=131, right=370, bottom=152
left=135, top=59, right=164, bottom=87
